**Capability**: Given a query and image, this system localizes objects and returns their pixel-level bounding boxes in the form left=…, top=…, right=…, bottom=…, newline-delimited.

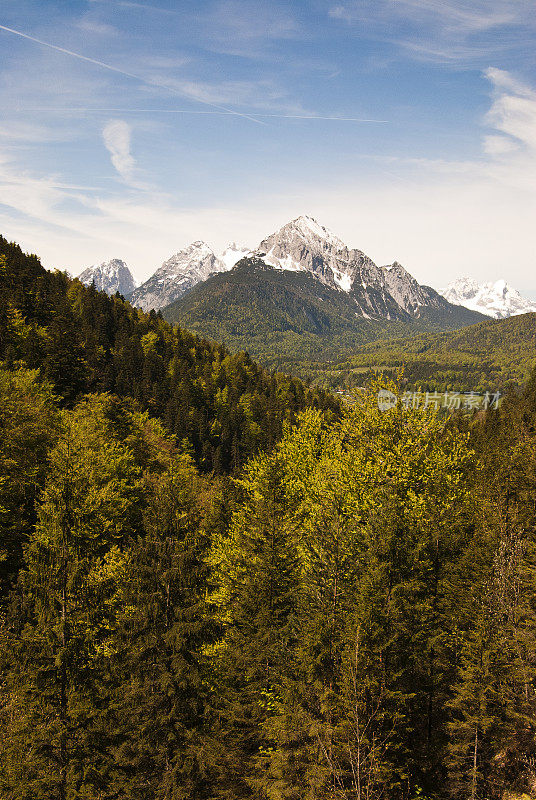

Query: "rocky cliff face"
left=383, top=261, right=448, bottom=317
left=129, top=241, right=253, bottom=312
left=256, top=217, right=434, bottom=321
left=78, top=259, right=136, bottom=297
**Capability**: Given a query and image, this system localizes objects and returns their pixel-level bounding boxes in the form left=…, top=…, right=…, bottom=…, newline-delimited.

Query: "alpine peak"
left=78, top=258, right=136, bottom=297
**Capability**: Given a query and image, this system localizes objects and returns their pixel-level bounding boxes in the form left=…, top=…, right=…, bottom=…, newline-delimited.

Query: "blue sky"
left=0, top=0, right=535, bottom=289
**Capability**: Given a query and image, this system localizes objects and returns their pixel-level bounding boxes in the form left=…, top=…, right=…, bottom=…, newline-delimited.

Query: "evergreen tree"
left=104, top=450, right=217, bottom=799
left=209, top=451, right=301, bottom=798
left=0, top=397, right=144, bottom=799
left=0, top=368, right=61, bottom=601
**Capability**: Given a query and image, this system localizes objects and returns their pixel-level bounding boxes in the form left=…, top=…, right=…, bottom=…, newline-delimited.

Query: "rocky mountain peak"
left=256, top=216, right=349, bottom=290
left=78, top=258, right=136, bottom=297
left=130, top=242, right=226, bottom=312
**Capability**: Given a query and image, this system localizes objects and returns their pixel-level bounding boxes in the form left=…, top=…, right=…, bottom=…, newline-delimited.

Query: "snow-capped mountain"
left=440, top=277, right=536, bottom=319
left=127, top=216, right=484, bottom=326
left=255, top=216, right=452, bottom=321
left=78, top=259, right=136, bottom=297
left=130, top=242, right=227, bottom=312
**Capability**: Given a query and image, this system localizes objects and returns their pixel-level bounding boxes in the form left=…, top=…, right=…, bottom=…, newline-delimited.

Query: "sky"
left=0, top=0, right=535, bottom=292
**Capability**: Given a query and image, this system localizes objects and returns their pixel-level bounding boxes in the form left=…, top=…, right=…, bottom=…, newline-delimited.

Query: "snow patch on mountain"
left=218, top=243, right=251, bottom=271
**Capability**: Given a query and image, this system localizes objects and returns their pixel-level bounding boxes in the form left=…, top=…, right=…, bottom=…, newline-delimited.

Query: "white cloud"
left=485, top=68, right=536, bottom=151
left=75, top=16, right=118, bottom=36
left=483, top=135, right=517, bottom=156
left=102, top=119, right=136, bottom=183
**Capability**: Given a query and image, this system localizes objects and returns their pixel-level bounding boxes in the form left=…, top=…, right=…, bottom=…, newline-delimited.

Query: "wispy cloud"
left=1, top=68, right=534, bottom=289
left=201, top=0, right=300, bottom=56
left=482, top=67, right=536, bottom=192
left=102, top=119, right=136, bottom=183
left=330, top=0, right=524, bottom=32
left=75, top=18, right=118, bottom=36
left=328, top=0, right=535, bottom=64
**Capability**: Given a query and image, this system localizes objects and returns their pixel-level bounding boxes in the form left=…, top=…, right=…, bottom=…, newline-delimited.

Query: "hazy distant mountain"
left=440, top=277, right=536, bottom=319
left=78, top=259, right=136, bottom=297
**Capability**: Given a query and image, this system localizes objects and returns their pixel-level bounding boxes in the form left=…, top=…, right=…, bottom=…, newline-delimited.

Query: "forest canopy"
left=2, top=237, right=536, bottom=799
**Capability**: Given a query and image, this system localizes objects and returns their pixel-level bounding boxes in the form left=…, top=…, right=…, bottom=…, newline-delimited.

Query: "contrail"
left=0, top=23, right=265, bottom=125
left=18, top=107, right=390, bottom=123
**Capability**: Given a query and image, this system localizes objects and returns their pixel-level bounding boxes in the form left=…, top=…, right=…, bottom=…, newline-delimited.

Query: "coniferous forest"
left=3, top=237, right=536, bottom=800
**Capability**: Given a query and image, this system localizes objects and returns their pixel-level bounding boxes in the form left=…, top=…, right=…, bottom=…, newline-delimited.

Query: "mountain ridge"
left=163, top=254, right=488, bottom=367
left=128, top=216, right=493, bottom=329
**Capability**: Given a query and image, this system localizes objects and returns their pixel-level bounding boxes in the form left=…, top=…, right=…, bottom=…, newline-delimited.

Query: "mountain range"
left=77, top=218, right=536, bottom=329
left=76, top=216, right=496, bottom=365
left=440, top=276, right=536, bottom=319
left=160, top=217, right=491, bottom=365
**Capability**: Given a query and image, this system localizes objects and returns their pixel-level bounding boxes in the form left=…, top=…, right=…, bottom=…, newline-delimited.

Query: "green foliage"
left=0, top=236, right=337, bottom=475
left=0, top=367, right=61, bottom=598
left=3, top=234, right=536, bottom=799
left=208, top=384, right=478, bottom=798
left=303, top=312, right=536, bottom=393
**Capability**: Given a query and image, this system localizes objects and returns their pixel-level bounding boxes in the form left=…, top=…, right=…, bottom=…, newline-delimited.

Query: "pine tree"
left=0, top=368, right=61, bottom=601
left=209, top=450, right=301, bottom=798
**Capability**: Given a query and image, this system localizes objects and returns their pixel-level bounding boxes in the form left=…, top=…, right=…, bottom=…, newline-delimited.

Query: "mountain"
left=0, top=233, right=335, bottom=474
left=256, top=216, right=408, bottom=321
left=128, top=216, right=486, bottom=327
left=161, top=217, right=487, bottom=366
left=440, top=276, right=536, bottom=319
left=129, top=241, right=250, bottom=312
left=383, top=261, right=445, bottom=317
left=78, top=259, right=136, bottom=297
left=163, top=251, right=488, bottom=368
left=129, top=241, right=223, bottom=312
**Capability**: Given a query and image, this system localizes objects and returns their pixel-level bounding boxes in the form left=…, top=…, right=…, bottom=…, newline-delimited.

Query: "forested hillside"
left=163, top=257, right=486, bottom=368
left=300, top=312, right=536, bottom=392
left=2, top=236, right=536, bottom=799
left=0, top=236, right=337, bottom=474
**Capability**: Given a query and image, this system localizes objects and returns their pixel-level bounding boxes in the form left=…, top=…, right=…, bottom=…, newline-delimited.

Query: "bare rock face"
left=130, top=242, right=227, bottom=312
left=382, top=261, right=447, bottom=317
left=256, top=217, right=409, bottom=320
left=78, top=259, right=136, bottom=297
left=257, top=216, right=347, bottom=289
